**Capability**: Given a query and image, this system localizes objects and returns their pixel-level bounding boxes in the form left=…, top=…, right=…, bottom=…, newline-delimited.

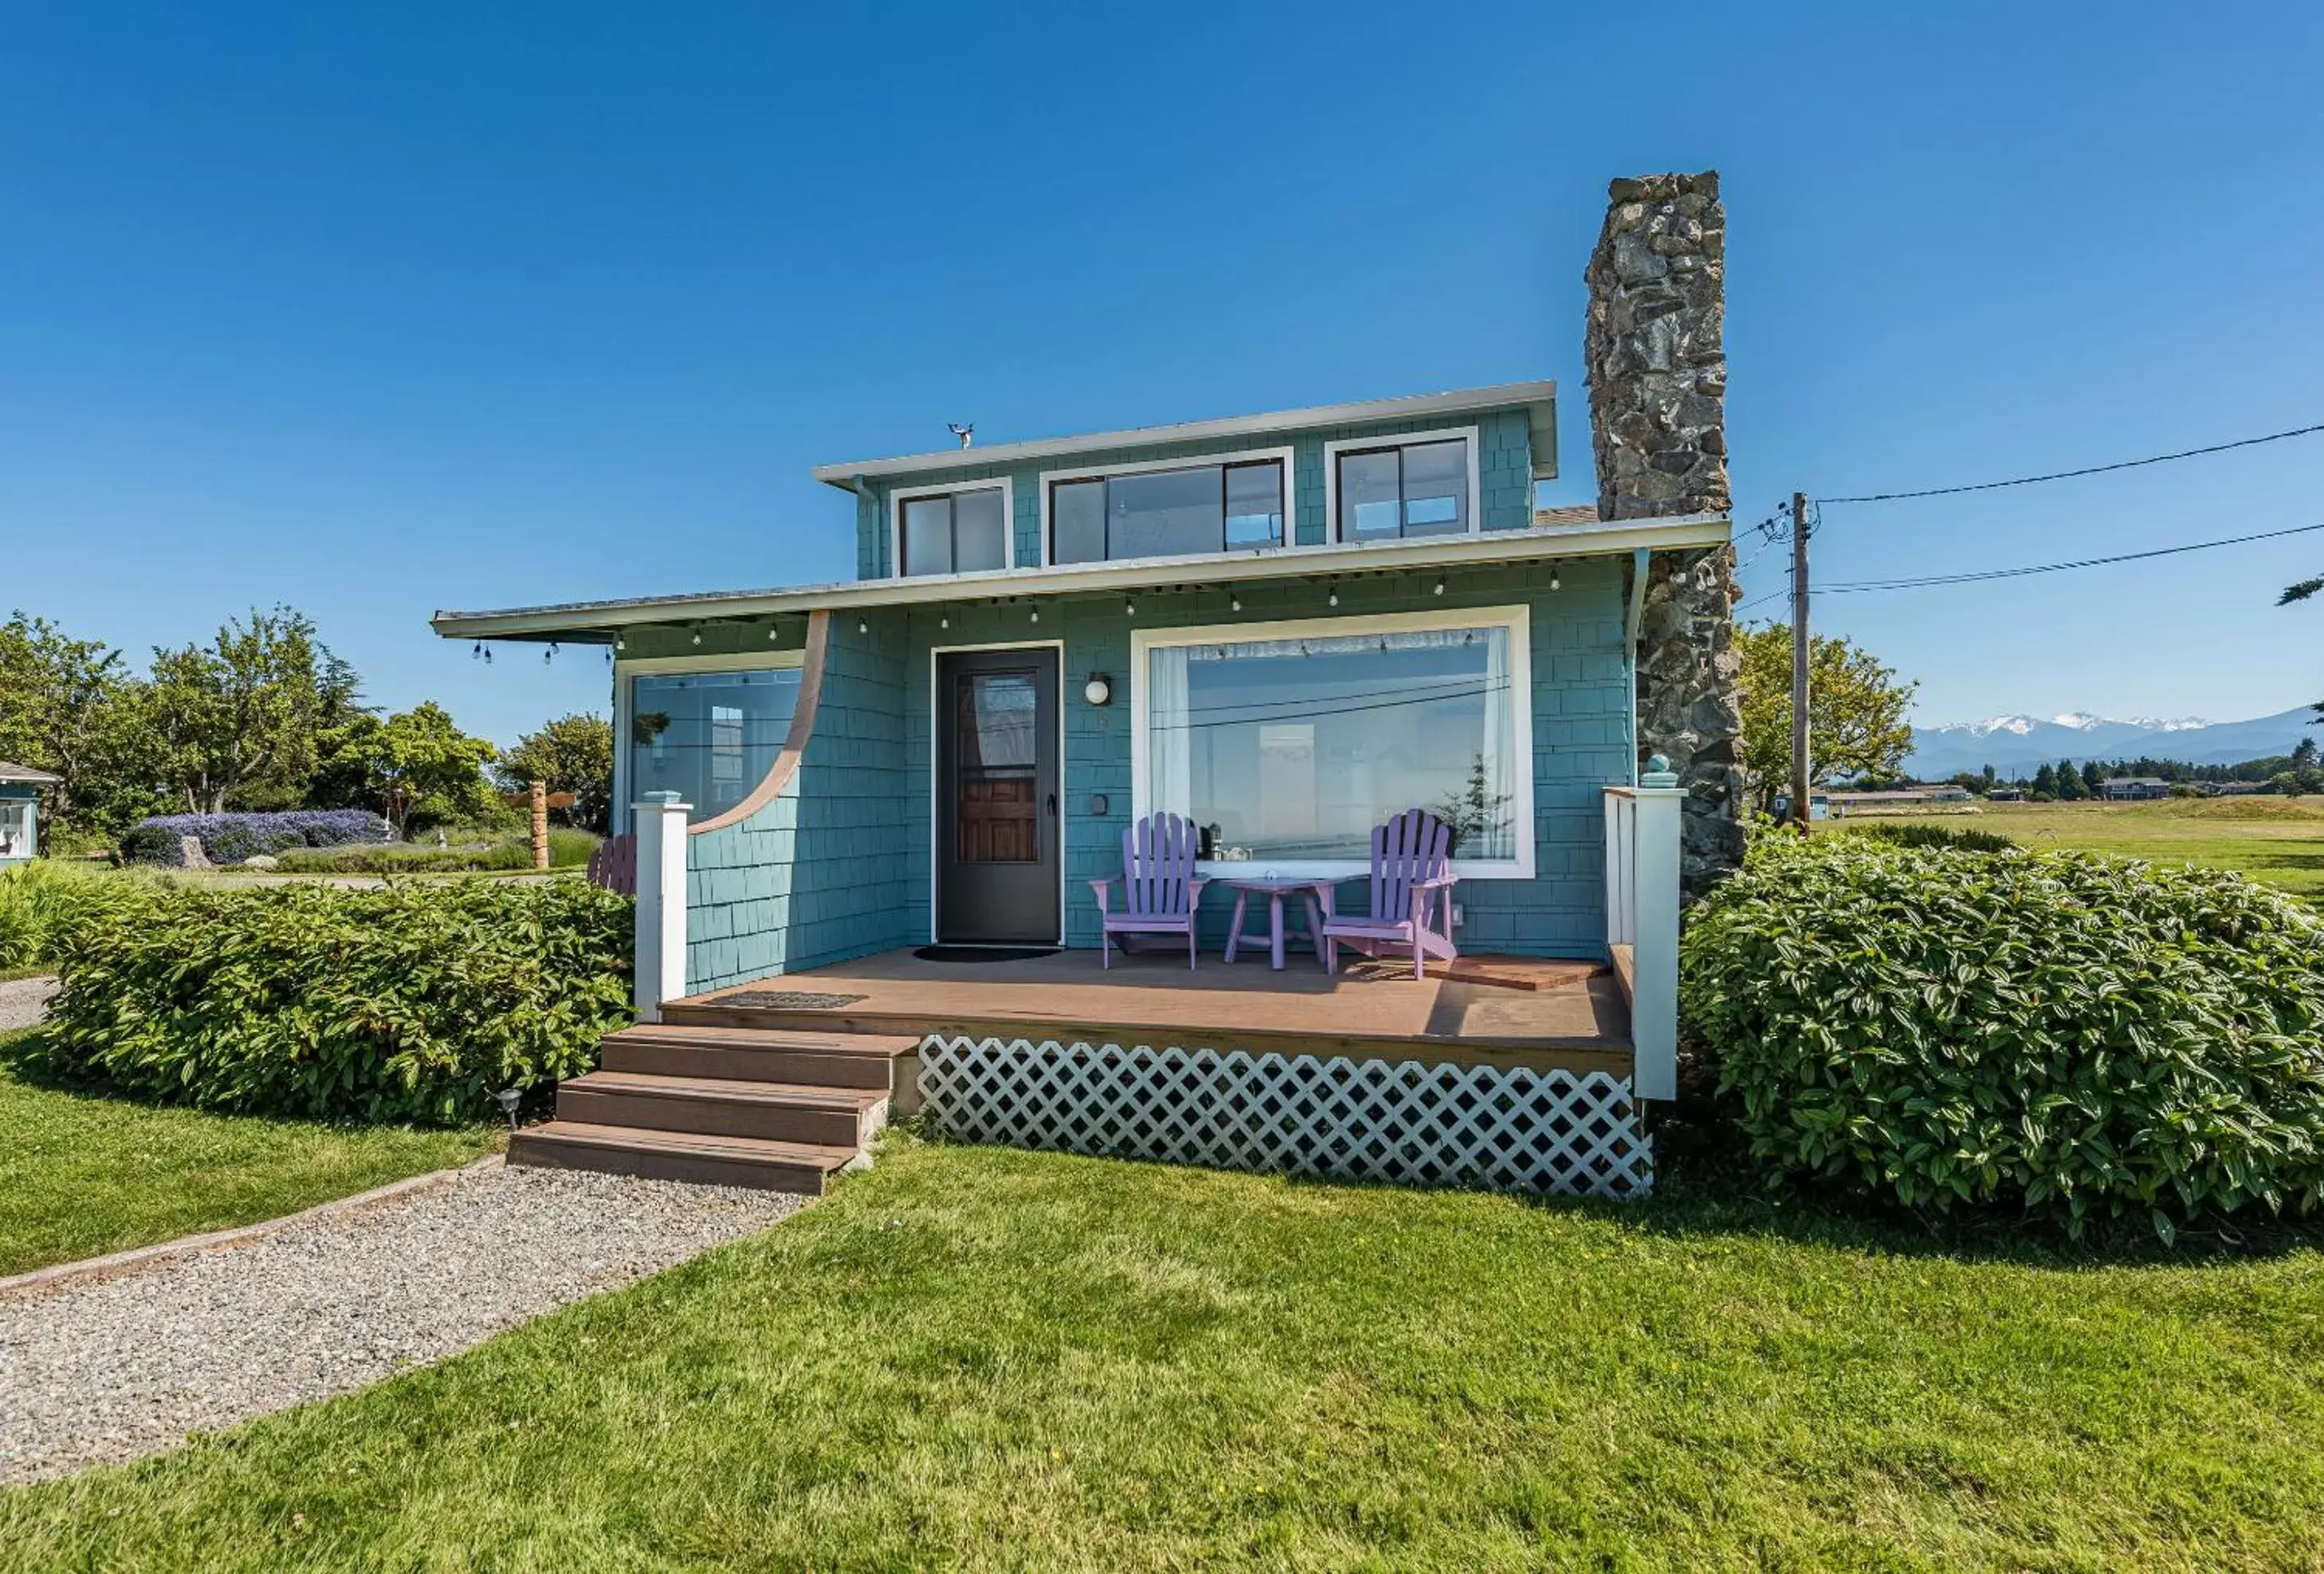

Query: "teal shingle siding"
left=852, top=405, right=1537, bottom=576
left=661, top=560, right=1625, bottom=987
left=677, top=616, right=921, bottom=993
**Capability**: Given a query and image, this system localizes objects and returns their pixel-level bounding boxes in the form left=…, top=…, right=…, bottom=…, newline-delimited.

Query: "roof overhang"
left=0, top=763, right=62, bottom=785
left=432, top=512, right=1728, bottom=643
left=811, top=380, right=1560, bottom=489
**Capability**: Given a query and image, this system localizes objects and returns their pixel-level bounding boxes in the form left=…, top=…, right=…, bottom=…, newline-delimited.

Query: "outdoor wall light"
left=614, top=635, right=626, bottom=651
left=1231, top=595, right=1242, bottom=612
left=1030, top=607, right=1039, bottom=624
left=1084, top=673, right=1113, bottom=706
left=690, top=630, right=702, bottom=646
left=1328, top=585, right=1340, bottom=606
left=1550, top=562, right=1562, bottom=591
left=1125, top=599, right=1136, bottom=617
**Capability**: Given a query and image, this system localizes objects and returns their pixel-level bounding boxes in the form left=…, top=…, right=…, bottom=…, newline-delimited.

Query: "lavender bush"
left=122, top=810, right=392, bottom=867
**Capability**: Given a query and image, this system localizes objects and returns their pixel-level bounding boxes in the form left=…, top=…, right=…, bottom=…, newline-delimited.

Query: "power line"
left=1820, top=422, right=2324, bottom=504
left=1731, top=519, right=2324, bottom=612
left=1817, top=520, right=2324, bottom=595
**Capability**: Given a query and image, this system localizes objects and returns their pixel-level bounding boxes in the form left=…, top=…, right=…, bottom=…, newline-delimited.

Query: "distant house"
left=1825, top=787, right=1967, bottom=814
left=1987, top=787, right=2025, bottom=802
left=0, top=763, right=60, bottom=864
left=2101, top=777, right=2171, bottom=801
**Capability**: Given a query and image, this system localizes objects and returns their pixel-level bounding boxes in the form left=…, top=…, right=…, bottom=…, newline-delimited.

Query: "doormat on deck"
left=720, top=991, right=868, bottom=1010
left=913, top=945, right=1061, bottom=964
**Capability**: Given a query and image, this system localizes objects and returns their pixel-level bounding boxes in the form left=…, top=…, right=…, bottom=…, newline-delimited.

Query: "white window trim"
left=927, top=639, right=1068, bottom=946
left=1321, top=426, right=1482, bottom=545
left=1037, top=445, right=1297, bottom=569
left=889, top=477, right=1017, bottom=579
left=1129, top=603, right=1535, bottom=881
left=612, top=649, right=808, bottom=834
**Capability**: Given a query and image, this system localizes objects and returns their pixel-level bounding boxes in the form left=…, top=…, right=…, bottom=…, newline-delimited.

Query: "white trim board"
left=1035, top=444, right=1297, bottom=570
left=925, top=638, right=1069, bottom=947
left=1129, top=604, right=1536, bottom=882
left=889, top=476, right=1017, bottom=580
left=1321, top=426, right=1482, bottom=544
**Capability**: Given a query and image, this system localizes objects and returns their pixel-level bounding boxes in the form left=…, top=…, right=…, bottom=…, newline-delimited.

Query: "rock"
left=241, top=854, right=279, bottom=870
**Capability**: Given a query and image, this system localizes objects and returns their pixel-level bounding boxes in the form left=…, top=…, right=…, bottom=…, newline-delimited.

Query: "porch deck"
left=677, top=947, right=1633, bottom=1077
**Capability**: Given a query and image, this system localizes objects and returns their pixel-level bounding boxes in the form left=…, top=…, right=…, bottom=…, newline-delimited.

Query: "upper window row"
left=892, top=431, right=1478, bottom=578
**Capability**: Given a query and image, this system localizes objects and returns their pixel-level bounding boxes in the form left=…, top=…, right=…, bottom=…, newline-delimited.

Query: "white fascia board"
left=811, top=381, right=1557, bottom=489
left=430, top=511, right=1729, bottom=642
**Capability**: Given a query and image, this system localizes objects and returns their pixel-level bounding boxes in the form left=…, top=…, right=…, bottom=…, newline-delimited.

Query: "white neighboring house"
left=0, top=763, right=61, bottom=865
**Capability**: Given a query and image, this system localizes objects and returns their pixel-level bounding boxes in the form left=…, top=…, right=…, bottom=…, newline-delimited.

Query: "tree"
left=144, top=606, right=355, bottom=813
left=2278, top=572, right=2323, bottom=724
left=318, top=703, right=500, bottom=833
left=1431, top=753, right=1514, bottom=858
left=2081, top=760, right=2105, bottom=796
left=1981, top=763, right=1996, bottom=789
left=2055, top=757, right=2087, bottom=801
left=2032, top=763, right=2059, bottom=798
left=1735, top=625, right=1918, bottom=814
left=497, top=713, right=615, bottom=832
left=0, top=611, right=164, bottom=834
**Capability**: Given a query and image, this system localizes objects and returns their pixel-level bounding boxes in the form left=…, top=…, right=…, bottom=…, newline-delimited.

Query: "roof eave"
left=431, top=512, right=1727, bottom=643
left=811, top=380, right=1559, bottom=490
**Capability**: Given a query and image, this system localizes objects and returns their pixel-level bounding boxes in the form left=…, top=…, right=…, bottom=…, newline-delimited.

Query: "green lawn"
left=0, top=1027, right=498, bottom=1277
left=7, top=1140, right=2322, bottom=1571
left=1855, top=795, right=2324, bottom=897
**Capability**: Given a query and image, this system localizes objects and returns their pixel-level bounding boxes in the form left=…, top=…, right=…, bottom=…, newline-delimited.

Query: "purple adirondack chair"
left=1089, top=812, right=1209, bottom=970
left=1318, top=809, right=1458, bottom=980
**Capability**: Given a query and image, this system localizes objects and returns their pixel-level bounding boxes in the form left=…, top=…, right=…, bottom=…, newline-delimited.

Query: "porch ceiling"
left=432, top=512, right=1730, bottom=643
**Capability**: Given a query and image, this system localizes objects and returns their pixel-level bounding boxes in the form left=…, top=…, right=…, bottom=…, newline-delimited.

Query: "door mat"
left=913, top=945, right=1062, bottom=964
left=720, top=991, right=869, bottom=1010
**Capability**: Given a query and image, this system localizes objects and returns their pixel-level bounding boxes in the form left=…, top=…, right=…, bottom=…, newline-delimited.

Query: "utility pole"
left=1789, top=491, right=1812, bottom=834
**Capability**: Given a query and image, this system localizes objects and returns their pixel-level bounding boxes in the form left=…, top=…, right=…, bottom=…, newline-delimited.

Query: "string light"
left=1431, top=579, right=1445, bottom=596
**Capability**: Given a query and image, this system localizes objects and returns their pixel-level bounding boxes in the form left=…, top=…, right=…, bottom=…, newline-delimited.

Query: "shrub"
left=1850, top=821, right=2016, bottom=854
left=0, top=862, right=155, bottom=974
left=1682, top=837, right=2324, bottom=1239
left=123, top=810, right=391, bottom=867
left=274, top=842, right=535, bottom=875
left=34, top=879, right=634, bottom=1123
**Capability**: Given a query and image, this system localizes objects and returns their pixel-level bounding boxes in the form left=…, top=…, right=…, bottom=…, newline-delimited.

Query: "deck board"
left=678, top=948, right=1632, bottom=1075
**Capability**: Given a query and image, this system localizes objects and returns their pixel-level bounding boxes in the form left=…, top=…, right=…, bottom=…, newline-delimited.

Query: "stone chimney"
left=1584, top=171, right=1744, bottom=894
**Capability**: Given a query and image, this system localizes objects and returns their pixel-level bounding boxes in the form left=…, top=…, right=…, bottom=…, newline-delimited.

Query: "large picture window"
left=1133, top=608, right=1532, bottom=877
left=897, top=485, right=1009, bottom=577
left=626, top=665, right=803, bottom=826
left=1331, top=434, right=1475, bottom=542
left=1049, top=455, right=1287, bottom=564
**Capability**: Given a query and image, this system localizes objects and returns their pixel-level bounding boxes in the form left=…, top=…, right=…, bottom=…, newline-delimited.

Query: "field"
left=1843, top=795, right=2324, bottom=897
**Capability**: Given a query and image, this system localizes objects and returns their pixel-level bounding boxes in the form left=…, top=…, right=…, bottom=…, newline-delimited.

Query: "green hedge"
left=1848, top=820, right=2016, bottom=854
left=0, top=862, right=147, bottom=975
left=1682, top=837, right=2324, bottom=1239
left=36, top=880, right=634, bottom=1124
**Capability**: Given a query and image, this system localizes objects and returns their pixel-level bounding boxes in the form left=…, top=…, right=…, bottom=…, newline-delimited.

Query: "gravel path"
left=0, top=974, right=57, bottom=1032
left=0, top=1164, right=807, bottom=1484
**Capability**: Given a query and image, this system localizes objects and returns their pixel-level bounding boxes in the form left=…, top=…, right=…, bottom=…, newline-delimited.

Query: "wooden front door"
left=936, top=647, right=1060, bottom=944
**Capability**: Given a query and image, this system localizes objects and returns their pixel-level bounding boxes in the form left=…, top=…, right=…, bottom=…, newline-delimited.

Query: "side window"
left=1335, top=437, right=1472, bottom=541
left=899, top=486, right=1008, bottom=576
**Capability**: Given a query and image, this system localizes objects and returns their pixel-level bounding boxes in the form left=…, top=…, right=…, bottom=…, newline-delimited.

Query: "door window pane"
left=1109, top=465, right=1223, bottom=559
left=956, top=672, right=1038, bottom=862
left=1224, top=461, right=1284, bottom=549
left=952, top=487, right=1008, bottom=571
left=1051, top=479, right=1106, bottom=564
left=629, top=667, right=803, bottom=824
left=1145, top=624, right=1518, bottom=865
left=1401, top=440, right=1468, bottom=536
left=1338, top=449, right=1403, bottom=540
left=901, top=497, right=952, bottom=575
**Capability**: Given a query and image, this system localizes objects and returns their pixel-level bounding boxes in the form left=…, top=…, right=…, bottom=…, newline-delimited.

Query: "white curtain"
left=1478, top=626, right=1516, bottom=860
left=1146, top=643, right=1194, bottom=818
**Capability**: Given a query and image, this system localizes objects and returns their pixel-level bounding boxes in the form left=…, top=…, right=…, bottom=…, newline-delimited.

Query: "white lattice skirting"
left=916, top=1036, right=1654, bottom=1198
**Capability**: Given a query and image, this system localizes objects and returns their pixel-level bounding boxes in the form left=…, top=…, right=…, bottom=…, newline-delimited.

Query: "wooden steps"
left=508, top=1021, right=917, bottom=1195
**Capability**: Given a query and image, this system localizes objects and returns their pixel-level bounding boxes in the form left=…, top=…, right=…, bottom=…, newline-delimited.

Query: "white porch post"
left=632, top=791, right=691, bottom=1023
left=1628, top=760, right=1684, bottom=1101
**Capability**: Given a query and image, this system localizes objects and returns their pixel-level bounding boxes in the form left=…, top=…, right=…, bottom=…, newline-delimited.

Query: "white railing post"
left=1628, top=760, right=1684, bottom=1101
left=632, top=791, right=691, bottom=1023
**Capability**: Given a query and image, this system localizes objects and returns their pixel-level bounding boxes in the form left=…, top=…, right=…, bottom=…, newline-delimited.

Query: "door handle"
left=1046, top=793, right=1058, bottom=816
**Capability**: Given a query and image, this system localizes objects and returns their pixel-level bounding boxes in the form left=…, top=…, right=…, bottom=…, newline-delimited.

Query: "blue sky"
left=4, top=2, right=2320, bottom=744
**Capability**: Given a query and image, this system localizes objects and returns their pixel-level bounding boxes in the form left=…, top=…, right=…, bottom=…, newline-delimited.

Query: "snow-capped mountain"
left=1906, top=707, right=2310, bottom=779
